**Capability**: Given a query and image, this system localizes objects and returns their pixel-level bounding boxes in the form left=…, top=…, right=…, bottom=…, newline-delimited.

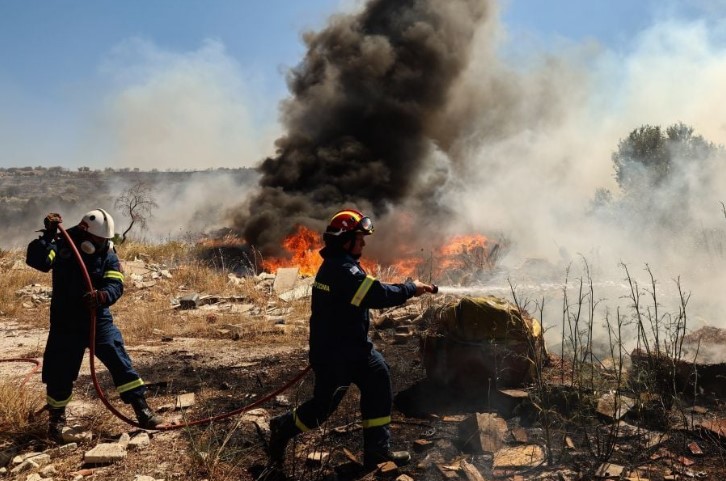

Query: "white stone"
left=175, top=393, right=195, bottom=409
left=10, top=459, right=38, bottom=474
left=272, top=267, right=299, bottom=293
left=117, top=432, right=131, bottom=448
left=62, top=426, right=92, bottom=443
left=25, top=453, right=51, bottom=467
left=84, top=443, right=127, bottom=464
left=129, top=432, right=151, bottom=450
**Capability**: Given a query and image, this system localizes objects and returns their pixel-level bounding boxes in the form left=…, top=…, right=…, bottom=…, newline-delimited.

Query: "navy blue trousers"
left=42, top=321, right=146, bottom=407
left=293, top=349, right=393, bottom=453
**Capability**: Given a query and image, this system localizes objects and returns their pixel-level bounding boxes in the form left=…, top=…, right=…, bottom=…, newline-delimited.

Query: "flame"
left=263, top=227, right=492, bottom=281
left=384, top=233, right=491, bottom=279
left=437, top=234, right=491, bottom=271
left=262, top=225, right=323, bottom=276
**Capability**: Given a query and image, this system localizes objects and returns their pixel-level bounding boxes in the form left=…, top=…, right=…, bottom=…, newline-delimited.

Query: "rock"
left=175, top=393, right=196, bottom=409
left=179, top=293, right=201, bottom=310
left=493, top=444, right=545, bottom=469
left=129, top=432, right=151, bottom=450
left=40, top=463, right=57, bottom=476
left=43, top=442, right=78, bottom=458
left=272, top=267, right=299, bottom=294
left=10, top=459, right=38, bottom=475
left=459, top=413, right=508, bottom=454
left=62, top=426, right=92, bottom=443
left=84, top=443, right=127, bottom=464
left=306, top=451, right=330, bottom=465
left=596, top=392, right=635, bottom=421
left=594, top=463, right=625, bottom=478
left=117, top=432, right=131, bottom=448
left=461, top=460, right=487, bottom=481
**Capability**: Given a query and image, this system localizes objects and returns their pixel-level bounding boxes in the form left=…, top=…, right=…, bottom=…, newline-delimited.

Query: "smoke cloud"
left=232, top=0, right=726, bottom=335
left=234, top=0, right=490, bottom=257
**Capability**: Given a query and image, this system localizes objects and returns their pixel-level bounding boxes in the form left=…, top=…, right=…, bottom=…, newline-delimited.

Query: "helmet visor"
left=357, top=216, right=374, bottom=234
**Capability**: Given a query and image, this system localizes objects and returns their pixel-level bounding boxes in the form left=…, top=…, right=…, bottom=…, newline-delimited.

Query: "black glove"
left=43, top=213, right=63, bottom=239
left=83, top=290, right=109, bottom=309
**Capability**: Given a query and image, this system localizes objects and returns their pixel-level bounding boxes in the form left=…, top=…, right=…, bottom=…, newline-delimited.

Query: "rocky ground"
left=2, top=263, right=726, bottom=481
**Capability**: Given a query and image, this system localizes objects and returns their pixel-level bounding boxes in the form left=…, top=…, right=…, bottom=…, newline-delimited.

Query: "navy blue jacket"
left=26, top=226, right=124, bottom=328
left=309, top=246, right=416, bottom=363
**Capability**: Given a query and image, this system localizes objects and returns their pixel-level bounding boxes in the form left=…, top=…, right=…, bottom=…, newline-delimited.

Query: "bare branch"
left=114, top=181, right=158, bottom=244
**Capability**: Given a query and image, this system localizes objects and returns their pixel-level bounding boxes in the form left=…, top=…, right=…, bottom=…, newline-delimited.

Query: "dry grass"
left=116, top=240, right=192, bottom=266
left=0, top=380, right=45, bottom=437
left=0, top=249, right=48, bottom=318
left=111, top=242, right=311, bottom=346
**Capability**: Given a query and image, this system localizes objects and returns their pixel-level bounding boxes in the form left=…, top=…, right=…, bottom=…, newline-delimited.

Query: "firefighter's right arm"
left=26, top=237, right=57, bottom=273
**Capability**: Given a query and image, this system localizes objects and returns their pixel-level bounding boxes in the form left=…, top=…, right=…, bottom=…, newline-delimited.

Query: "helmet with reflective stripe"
left=325, top=209, right=374, bottom=236
left=79, top=208, right=115, bottom=239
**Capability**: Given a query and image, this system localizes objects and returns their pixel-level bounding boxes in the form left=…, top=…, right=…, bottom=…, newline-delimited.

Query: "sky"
left=3, top=0, right=726, bottom=342
left=2, top=0, right=725, bottom=171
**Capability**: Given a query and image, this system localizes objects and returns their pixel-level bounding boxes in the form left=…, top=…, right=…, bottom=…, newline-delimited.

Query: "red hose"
left=0, top=358, right=41, bottom=388
left=52, top=224, right=311, bottom=430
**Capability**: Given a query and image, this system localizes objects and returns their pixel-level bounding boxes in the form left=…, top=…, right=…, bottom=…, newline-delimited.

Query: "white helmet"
left=79, top=208, right=115, bottom=239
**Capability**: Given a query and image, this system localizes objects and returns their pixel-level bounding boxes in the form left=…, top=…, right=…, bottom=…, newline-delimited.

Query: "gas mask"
left=80, top=237, right=109, bottom=255
left=80, top=240, right=97, bottom=255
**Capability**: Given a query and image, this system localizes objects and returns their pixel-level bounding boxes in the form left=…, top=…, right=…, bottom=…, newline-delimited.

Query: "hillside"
left=0, top=167, right=259, bottom=248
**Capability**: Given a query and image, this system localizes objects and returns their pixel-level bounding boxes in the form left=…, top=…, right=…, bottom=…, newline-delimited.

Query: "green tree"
left=612, top=122, right=721, bottom=195
left=613, top=125, right=668, bottom=192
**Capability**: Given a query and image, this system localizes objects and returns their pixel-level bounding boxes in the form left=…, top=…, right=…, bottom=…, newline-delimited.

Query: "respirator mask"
left=80, top=240, right=97, bottom=255
left=80, top=237, right=109, bottom=255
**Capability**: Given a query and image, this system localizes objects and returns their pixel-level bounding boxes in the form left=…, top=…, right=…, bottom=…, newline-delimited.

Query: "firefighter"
left=26, top=210, right=162, bottom=442
left=266, top=208, right=435, bottom=472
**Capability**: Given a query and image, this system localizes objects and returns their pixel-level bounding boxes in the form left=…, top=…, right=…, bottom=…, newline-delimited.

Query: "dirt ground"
left=3, top=306, right=726, bottom=481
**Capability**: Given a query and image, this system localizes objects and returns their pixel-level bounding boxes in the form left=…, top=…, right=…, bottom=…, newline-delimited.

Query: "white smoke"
left=85, top=38, right=280, bottom=170
left=429, top=10, right=726, bottom=338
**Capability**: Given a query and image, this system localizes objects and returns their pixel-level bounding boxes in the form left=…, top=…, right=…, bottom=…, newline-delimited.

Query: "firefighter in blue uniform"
left=26, top=209, right=162, bottom=442
left=267, top=208, right=435, bottom=471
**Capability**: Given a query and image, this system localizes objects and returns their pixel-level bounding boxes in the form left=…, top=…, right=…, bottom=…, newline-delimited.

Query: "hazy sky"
left=2, top=0, right=724, bottom=170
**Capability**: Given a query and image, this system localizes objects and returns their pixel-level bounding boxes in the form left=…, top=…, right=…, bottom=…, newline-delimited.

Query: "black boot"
left=268, top=413, right=300, bottom=467
left=48, top=406, right=66, bottom=443
left=131, top=396, right=162, bottom=429
left=363, top=449, right=411, bottom=470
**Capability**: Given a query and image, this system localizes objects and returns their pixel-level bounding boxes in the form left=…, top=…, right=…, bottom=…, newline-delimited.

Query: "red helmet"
left=325, top=209, right=374, bottom=236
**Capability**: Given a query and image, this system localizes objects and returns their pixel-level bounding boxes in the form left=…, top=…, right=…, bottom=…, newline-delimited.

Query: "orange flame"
left=262, top=227, right=491, bottom=281
left=262, top=225, right=323, bottom=276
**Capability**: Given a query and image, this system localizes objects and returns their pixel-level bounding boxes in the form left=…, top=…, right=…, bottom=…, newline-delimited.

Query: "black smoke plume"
left=233, top=0, right=489, bottom=256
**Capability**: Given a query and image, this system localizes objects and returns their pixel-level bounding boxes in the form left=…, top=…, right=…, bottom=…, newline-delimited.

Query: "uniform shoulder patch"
left=349, top=265, right=362, bottom=276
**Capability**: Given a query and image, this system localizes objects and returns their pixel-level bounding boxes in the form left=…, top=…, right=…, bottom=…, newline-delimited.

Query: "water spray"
left=430, top=284, right=496, bottom=296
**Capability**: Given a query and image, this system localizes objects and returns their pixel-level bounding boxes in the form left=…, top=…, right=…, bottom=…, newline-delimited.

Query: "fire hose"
left=0, top=358, right=41, bottom=389
left=1, top=224, right=311, bottom=431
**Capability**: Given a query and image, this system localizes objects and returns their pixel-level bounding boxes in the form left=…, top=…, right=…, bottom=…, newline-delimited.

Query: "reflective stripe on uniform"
left=47, top=250, right=56, bottom=264
left=351, top=275, right=375, bottom=307
left=103, top=270, right=125, bottom=282
left=293, top=409, right=311, bottom=432
left=116, top=378, right=144, bottom=394
left=47, top=394, right=72, bottom=408
left=361, top=415, right=391, bottom=428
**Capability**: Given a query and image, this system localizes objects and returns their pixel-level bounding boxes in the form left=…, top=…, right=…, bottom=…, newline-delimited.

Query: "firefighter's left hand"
left=83, top=290, right=109, bottom=309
